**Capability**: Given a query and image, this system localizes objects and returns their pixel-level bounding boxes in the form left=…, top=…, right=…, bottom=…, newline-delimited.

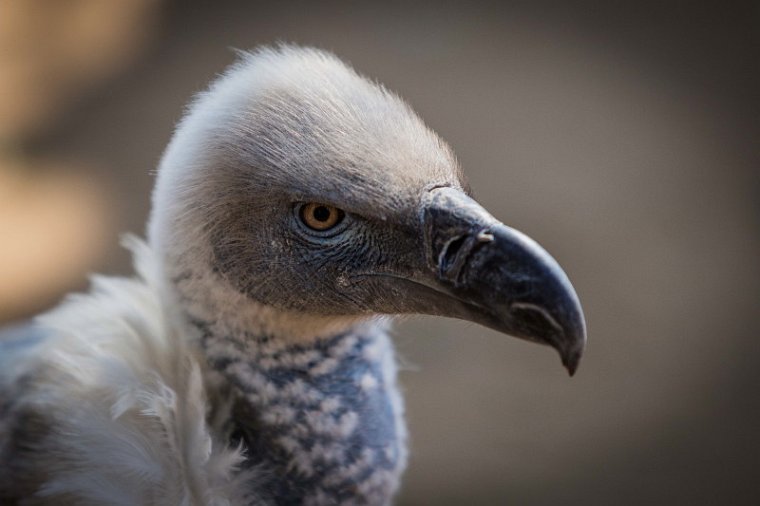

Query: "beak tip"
left=560, top=338, right=584, bottom=377
left=564, top=358, right=579, bottom=377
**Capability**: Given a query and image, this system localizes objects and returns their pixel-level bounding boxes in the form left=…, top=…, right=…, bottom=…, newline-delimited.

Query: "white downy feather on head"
left=147, top=45, right=462, bottom=344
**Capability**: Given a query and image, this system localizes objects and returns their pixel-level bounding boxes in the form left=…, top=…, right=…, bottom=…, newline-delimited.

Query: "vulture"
left=0, top=46, right=586, bottom=505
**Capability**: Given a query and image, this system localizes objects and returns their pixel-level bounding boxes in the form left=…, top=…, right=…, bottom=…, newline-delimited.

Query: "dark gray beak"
left=413, top=187, right=586, bottom=375
left=353, top=186, right=586, bottom=374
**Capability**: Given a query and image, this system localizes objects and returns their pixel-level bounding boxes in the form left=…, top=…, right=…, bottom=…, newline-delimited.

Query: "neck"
left=195, top=316, right=407, bottom=505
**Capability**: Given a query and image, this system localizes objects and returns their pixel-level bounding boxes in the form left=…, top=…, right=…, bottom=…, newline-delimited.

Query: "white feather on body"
left=1, top=237, right=258, bottom=505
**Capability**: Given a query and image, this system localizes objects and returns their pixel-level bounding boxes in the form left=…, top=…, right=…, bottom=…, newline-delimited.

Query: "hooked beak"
left=420, top=187, right=586, bottom=374
left=362, top=187, right=586, bottom=375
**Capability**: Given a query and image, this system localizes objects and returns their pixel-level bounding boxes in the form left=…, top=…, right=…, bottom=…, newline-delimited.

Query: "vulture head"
left=149, top=46, right=585, bottom=373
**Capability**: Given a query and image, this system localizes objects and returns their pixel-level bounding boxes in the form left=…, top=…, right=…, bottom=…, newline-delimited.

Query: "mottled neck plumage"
left=197, top=319, right=407, bottom=505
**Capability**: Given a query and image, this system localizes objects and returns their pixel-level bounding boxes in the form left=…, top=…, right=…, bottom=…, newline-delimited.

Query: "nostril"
left=437, top=234, right=480, bottom=286
left=440, top=235, right=467, bottom=273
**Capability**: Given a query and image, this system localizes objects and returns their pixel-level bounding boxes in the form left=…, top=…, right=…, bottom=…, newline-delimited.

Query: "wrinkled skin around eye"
left=210, top=200, right=421, bottom=315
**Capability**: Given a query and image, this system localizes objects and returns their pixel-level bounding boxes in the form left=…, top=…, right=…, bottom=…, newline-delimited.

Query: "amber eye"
left=300, top=203, right=344, bottom=231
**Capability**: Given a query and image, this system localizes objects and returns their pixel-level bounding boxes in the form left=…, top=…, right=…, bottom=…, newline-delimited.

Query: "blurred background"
left=1, top=1, right=757, bottom=504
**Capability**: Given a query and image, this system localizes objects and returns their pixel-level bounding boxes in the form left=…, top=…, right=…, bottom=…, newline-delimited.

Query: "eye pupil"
left=313, top=206, right=331, bottom=222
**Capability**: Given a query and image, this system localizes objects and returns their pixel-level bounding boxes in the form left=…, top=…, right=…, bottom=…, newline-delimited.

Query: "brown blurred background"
left=1, top=1, right=757, bottom=504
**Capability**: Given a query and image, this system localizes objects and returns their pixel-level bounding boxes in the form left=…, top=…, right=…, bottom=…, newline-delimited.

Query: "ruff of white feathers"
left=3, top=237, right=258, bottom=505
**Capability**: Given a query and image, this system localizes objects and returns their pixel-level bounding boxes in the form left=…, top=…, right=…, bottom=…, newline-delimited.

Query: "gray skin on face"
left=206, top=83, right=466, bottom=316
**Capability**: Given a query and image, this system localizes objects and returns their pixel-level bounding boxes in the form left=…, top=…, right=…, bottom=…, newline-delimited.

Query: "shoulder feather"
left=0, top=237, right=263, bottom=505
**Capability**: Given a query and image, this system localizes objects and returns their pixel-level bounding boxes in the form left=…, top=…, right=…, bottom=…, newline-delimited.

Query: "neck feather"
left=195, top=317, right=407, bottom=505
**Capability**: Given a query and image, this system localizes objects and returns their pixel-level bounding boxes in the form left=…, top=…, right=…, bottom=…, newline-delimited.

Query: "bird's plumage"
left=1, top=238, right=261, bottom=504
left=0, top=45, right=586, bottom=505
